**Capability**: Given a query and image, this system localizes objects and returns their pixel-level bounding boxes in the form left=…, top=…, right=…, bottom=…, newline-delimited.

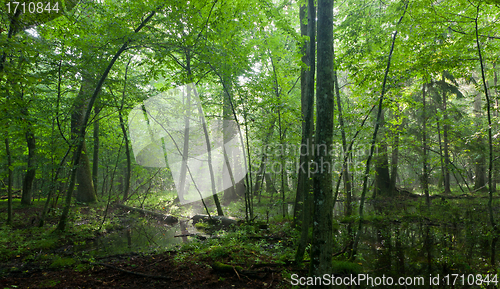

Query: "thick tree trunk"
left=72, top=75, right=97, bottom=203
left=295, top=0, right=315, bottom=264
left=21, top=126, right=36, bottom=205
left=374, top=111, right=391, bottom=198
left=309, top=0, right=334, bottom=279
left=374, top=143, right=391, bottom=197
left=293, top=0, right=315, bottom=227
left=389, top=108, right=401, bottom=195
left=56, top=8, right=158, bottom=231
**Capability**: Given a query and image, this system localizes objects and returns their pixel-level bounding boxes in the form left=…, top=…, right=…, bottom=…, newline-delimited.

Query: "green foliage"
left=331, top=260, right=363, bottom=275
left=49, top=257, right=76, bottom=268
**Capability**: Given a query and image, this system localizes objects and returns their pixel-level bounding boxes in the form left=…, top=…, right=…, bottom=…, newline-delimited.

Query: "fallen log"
left=117, top=204, right=178, bottom=223
left=174, top=233, right=207, bottom=240
left=191, top=214, right=238, bottom=227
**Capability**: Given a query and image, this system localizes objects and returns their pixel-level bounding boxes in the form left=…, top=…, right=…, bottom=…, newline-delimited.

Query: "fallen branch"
left=117, top=204, right=178, bottom=223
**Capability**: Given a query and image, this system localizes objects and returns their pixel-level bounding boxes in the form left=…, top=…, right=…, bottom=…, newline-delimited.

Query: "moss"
left=195, top=222, right=209, bottom=229
left=49, top=257, right=76, bottom=268
left=211, top=261, right=243, bottom=273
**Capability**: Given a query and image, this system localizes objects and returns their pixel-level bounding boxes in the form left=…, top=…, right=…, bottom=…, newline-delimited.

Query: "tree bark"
left=436, top=117, right=445, bottom=189
left=92, top=103, right=101, bottom=196
left=294, top=0, right=315, bottom=227
left=473, top=94, right=487, bottom=192
left=309, top=0, right=334, bottom=280
left=373, top=110, right=391, bottom=198
left=5, top=138, right=13, bottom=225
left=222, top=75, right=239, bottom=202
left=72, top=75, right=97, bottom=203
left=21, top=123, right=36, bottom=205
left=441, top=72, right=451, bottom=194
left=389, top=108, right=401, bottom=195
left=295, top=0, right=315, bottom=264
left=192, top=84, right=224, bottom=216
left=422, top=82, right=430, bottom=206
left=119, top=58, right=132, bottom=201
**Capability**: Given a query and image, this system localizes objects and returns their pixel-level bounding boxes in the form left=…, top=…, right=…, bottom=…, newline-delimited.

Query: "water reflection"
left=334, top=198, right=498, bottom=286
left=83, top=220, right=198, bottom=257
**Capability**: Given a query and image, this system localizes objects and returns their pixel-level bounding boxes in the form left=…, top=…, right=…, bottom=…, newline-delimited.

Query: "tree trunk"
left=92, top=103, right=100, bottom=196
left=436, top=117, right=445, bottom=190
left=177, top=83, right=191, bottom=204
left=422, top=82, right=430, bottom=206
left=119, top=58, right=132, bottom=202
left=56, top=8, right=158, bottom=231
left=373, top=110, right=391, bottom=198
left=473, top=94, right=487, bottom=192
left=222, top=75, right=239, bottom=202
left=72, top=75, right=97, bottom=203
left=309, top=0, right=334, bottom=279
left=441, top=72, right=451, bottom=194
left=294, top=0, right=315, bottom=228
left=493, top=63, right=499, bottom=193
left=21, top=125, right=36, bottom=205
left=5, top=138, right=13, bottom=225
left=192, top=84, right=224, bottom=216
left=474, top=13, right=498, bottom=265
left=389, top=107, right=401, bottom=195
left=295, top=0, right=315, bottom=264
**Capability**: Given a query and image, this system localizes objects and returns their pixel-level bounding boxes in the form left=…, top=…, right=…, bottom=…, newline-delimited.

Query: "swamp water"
left=77, top=219, right=199, bottom=258
left=333, top=198, right=499, bottom=287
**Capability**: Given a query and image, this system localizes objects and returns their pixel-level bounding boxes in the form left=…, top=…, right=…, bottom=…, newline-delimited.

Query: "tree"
left=71, top=74, right=97, bottom=203
left=309, top=0, right=334, bottom=280
left=56, top=5, right=161, bottom=231
left=294, top=0, right=315, bottom=263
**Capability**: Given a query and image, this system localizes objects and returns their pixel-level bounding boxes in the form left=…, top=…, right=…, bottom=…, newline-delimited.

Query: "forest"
left=0, top=0, right=499, bottom=288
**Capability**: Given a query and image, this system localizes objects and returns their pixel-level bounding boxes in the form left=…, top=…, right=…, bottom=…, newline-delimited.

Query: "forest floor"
left=1, top=250, right=292, bottom=288
left=1, top=191, right=499, bottom=288
left=0, top=199, right=295, bottom=288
